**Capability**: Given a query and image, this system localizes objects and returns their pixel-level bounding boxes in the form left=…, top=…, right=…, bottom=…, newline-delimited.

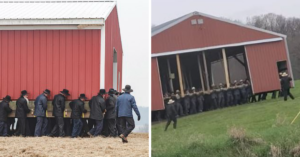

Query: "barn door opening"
left=277, top=60, right=287, bottom=74
left=113, top=49, right=118, bottom=90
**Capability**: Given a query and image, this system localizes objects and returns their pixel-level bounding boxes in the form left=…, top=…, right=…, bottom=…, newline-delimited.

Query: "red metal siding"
left=105, top=6, right=123, bottom=92
left=0, top=30, right=101, bottom=100
left=246, top=41, right=288, bottom=93
left=152, top=15, right=278, bottom=54
left=152, top=58, right=164, bottom=110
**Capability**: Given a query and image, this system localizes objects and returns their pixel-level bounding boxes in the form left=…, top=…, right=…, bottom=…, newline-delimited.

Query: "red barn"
left=0, top=1, right=123, bottom=101
left=152, top=11, right=293, bottom=112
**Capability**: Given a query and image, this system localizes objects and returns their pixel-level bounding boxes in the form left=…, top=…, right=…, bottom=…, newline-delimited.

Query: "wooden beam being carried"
left=222, top=48, right=230, bottom=88
left=176, top=54, right=184, bottom=97
left=202, top=51, right=210, bottom=91
left=197, top=54, right=205, bottom=91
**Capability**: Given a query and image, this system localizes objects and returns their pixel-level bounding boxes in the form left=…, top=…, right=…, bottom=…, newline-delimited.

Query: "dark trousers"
left=117, top=117, right=135, bottom=137
left=283, top=88, right=294, bottom=101
left=50, top=116, right=65, bottom=137
left=34, top=117, right=48, bottom=137
left=81, top=119, right=90, bottom=136
left=165, top=117, right=177, bottom=131
left=218, top=97, right=224, bottom=108
left=71, top=119, right=83, bottom=137
left=88, top=118, right=95, bottom=130
left=106, top=119, right=116, bottom=136
left=0, top=121, right=8, bottom=136
left=18, top=118, right=30, bottom=137
left=89, top=120, right=103, bottom=136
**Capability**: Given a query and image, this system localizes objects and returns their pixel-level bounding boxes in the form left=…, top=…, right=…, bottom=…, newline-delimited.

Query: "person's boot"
left=87, top=132, right=94, bottom=138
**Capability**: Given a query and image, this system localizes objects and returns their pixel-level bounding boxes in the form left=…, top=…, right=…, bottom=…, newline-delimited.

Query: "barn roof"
left=152, top=11, right=286, bottom=38
left=0, top=0, right=116, bottom=25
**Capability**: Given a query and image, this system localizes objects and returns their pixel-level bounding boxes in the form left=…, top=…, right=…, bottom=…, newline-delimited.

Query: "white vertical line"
left=244, top=46, right=255, bottom=94
left=100, top=25, right=105, bottom=89
left=284, top=37, right=295, bottom=87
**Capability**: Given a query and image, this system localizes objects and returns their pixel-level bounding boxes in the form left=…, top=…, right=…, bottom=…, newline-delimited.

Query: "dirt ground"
left=0, top=133, right=149, bottom=157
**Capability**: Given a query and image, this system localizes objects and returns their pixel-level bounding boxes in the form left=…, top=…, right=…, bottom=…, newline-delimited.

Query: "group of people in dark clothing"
left=0, top=85, right=141, bottom=143
left=164, top=72, right=294, bottom=131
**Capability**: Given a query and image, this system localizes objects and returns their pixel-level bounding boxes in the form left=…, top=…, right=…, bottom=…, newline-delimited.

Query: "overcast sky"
left=118, top=0, right=150, bottom=107
left=152, top=0, right=300, bottom=25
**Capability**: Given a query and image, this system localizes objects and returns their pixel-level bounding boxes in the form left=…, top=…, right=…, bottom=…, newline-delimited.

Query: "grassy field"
left=152, top=81, right=300, bottom=157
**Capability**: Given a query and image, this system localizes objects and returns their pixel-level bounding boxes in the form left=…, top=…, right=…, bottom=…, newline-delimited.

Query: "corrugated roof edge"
left=152, top=11, right=286, bottom=38
left=0, top=1, right=116, bottom=3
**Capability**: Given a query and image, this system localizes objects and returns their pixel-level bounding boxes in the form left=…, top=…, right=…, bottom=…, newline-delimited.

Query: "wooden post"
left=167, top=58, right=174, bottom=93
left=197, top=54, right=205, bottom=91
left=176, top=54, right=184, bottom=97
left=222, top=48, right=230, bottom=88
left=202, top=52, right=210, bottom=91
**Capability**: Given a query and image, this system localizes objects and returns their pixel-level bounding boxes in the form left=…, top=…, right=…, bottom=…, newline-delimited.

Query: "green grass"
left=152, top=81, right=300, bottom=157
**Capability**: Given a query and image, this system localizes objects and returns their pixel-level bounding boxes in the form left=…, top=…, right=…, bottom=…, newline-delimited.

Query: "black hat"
left=43, top=89, right=51, bottom=95
left=60, top=89, right=70, bottom=96
left=119, top=92, right=124, bottom=95
left=21, top=90, right=29, bottom=96
left=98, top=89, right=107, bottom=95
left=108, top=88, right=115, bottom=95
left=3, top=95, right=12, bottom=102
left=79, top=93, right=87, bottom=100
left=122, top=85, right=133, bottom=92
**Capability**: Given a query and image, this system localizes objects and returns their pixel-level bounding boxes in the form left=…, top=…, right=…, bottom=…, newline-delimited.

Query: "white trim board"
left=151, top=38, right=283, bottom=57
left=100, top=25, right=106, bottom=89
left=152, top=11, right=286, bottom=38
left=284, top=37, right=295, bottom=87
left=0, top=19, right=104, bottom=25
left=0, top=25, right=102, bottom=30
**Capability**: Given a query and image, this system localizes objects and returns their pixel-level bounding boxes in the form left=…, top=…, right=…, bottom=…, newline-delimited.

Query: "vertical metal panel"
left=152, top=15, right=278, bottom=54
left=152, top=58, right=164, bottom=110
left=105, top=6, right=123, bottom=92
left=0, top=30, right=101, bottom=100
left=246, top=41, right=288, bottom=93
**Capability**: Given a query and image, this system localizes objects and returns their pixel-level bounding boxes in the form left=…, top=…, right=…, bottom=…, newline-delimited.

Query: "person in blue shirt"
left=34, top=89, right=50, bottom=137
left=116, top=85, right=141, bottom=143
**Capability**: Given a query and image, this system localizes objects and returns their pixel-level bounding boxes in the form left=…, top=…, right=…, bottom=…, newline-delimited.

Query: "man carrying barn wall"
left=281, top=72, right=294, bottom=101
left=103, top=88, right=117, bottom=137
left=34, top=89, right=50, bottom=137
left=15, top=90, right=31, bottom=137
left=49, top=89, right=70, bottom=137
left=70, top=94, right=87, bottom=138
left=0, top=95, right=13, bottom=137
left=87, top=89, right=107, bottom=137
left=116, top=85, right=141, bottom=143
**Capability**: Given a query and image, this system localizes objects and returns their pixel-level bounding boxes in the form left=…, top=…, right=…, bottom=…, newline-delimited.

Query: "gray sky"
left=118, top=0, right=150, bottom=107
left=152, top=0, right=300, bottom=25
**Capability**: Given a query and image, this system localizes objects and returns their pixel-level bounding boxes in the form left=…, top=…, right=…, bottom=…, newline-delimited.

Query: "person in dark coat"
left=281, top=72, right=294, bottom=101
left=15, top=90, right=31, bottom=137
left=70, top=94, right=87, bottom=138
left=175, top=90, right=184, bottom=116
left=196, top=91, right=204, bottom=112
left=49, top=89, right=70, bottom=137
left=104, top=88, right=117, bottom=137
left=34, top=89, right=50, bottom=137
left=226, top=87, right=233, bottom=107
left=183, top=90, right=190, bottom=115
left=164, top=99, right=177, bottom=131
left=239, top=80, right=247, bottom=104
left=210, top=85, right=218, bottom=110
left=116, top=85, right=140, bottom=143
left=0, top=95, right=13, bottom=137
left=233, top=82, right=241, bottom=105
left=87, top=89, right=107, bottom=137
left=217, top=84, right=225, bottom=108
left=189, top=87, right=197, bottom=114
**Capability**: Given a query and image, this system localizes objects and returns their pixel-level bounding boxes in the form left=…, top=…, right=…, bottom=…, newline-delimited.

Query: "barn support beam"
left=222, top=48, right=230, bottom=88
left=167, top=58, right=174, bottom=93
left=202, top=51, right=210, bottom=91
left=232, top=55, right=245, bottom=67
left=176, top=54, right=184, bottom=97
left=197, top=54, right=205, bottom=91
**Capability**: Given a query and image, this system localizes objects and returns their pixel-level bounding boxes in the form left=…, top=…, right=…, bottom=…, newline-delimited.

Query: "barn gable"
left=152, top=11, right=285, bottom=54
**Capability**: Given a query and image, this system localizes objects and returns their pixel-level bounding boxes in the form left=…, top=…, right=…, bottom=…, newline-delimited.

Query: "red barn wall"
left=246, top=41, right=288, bottom=94
left=0, top=30, right=101, bottom=100
left=152, top=15, right=278, bottom=54
left=151, top=58, right=164, bottom=110
left=105, top=6, right=123, bottom=92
